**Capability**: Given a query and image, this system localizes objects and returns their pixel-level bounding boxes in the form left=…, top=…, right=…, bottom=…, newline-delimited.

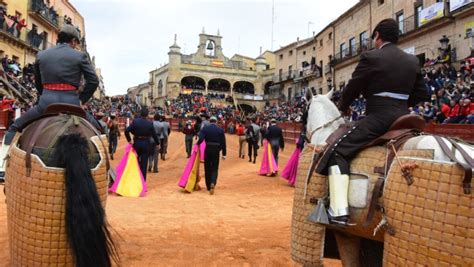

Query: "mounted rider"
left=0, top=25, right=101, bottom=180
left=315, top=19, right=430, bottom=225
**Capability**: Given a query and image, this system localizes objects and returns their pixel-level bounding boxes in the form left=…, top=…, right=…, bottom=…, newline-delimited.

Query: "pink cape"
left=281, top=147, right=302, bottom=186
left=199, top=141, right=206, bottom=162
left=178, top=144, right=201, bottom=192
left=259, top=140, right=278, bottom=175
left=109, top=144, right=147, bottom=197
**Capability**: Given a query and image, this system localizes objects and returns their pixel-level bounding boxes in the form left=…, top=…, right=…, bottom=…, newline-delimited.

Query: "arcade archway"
left=233, top=81, right=255, bottom=94
left=208, top=78, right=231, bottom=92
left=181, top=76, right=206, bottom=90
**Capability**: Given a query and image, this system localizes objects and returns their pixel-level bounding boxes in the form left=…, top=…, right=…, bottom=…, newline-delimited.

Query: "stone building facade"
left=0, top=0, right=86, bottom=66
left=273, top=0, right=473, bottom=96
left=272, top=37, right=322, bottom=101
left=329, top=0, right=474, bottom=92
left=128, top=30, right=276, bottom=111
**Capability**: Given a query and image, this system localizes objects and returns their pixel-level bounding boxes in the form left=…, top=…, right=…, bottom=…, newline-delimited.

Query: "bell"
left=206, top=41, right=214, bottom=50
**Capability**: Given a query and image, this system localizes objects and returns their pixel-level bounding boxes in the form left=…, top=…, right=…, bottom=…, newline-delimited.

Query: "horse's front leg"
left=334, top=232, right=361, bottom=267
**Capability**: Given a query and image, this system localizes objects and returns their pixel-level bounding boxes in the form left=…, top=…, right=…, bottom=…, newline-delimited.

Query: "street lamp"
left=439, top=35, right=450, bottom=50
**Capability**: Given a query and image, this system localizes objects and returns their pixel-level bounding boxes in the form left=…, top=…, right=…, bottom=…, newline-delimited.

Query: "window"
left=313, top=46, right=316, bottom=51
left=349, top=37, right=356, bottom=56
left=396, top=11, right=404, bottom=33
left=378, top=0, right=384, bottom=5
left=278, top=69, right=283, bottom=81
left=288, top=65, right=293, bottom=79
left=359, top=31, right=368, bottom=48
left=329, top=32, right=332, bottom=40
left=303, top=51, right=306, bottom=56
left=289, top=50, right=293, bottom=56
left=279, top=54, right=283, bottom=60
left=340, top=43, right=347, bottom=58
left=415, top=4, right=423, bottom=28
left=157, top=80, right=163, bottom=95
left=319, top=39, right=323, bottom=46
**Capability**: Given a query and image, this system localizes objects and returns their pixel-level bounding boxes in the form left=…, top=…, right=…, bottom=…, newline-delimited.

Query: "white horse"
left=306, top=89, right=473, bottom=165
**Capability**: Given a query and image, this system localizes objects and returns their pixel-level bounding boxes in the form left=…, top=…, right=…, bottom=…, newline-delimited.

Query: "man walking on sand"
left=197, top=116, right=226, bottom=195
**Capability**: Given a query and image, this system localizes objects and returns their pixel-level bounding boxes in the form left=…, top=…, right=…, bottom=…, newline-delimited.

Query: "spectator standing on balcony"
left=1, top=25, right=101, bottom=148
left=0, top=7, right=5, bottom=30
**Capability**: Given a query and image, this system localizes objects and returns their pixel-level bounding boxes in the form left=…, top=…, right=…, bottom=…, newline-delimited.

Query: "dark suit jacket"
left=125, top=118, right=159, bottom=144
left=339, top=43, right=429, bottom=114
left=265, top=124, right=284, bottom=149
left=34, top=43, right=99, bottom=103
left=197, top=124, right=226, bottom=156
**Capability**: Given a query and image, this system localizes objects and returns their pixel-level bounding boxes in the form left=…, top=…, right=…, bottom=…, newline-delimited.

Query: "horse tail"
left=56, top=134, right=119, bottom=267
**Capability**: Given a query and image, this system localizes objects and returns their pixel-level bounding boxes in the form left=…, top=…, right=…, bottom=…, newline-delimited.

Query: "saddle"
left=312, top=114, right=426, bottom=227
left=18, top=104, right=109, bottom=175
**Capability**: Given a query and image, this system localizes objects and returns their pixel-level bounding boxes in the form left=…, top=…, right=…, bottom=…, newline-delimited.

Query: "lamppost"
left=327, top=77, right=332, bottom=92
left=438, top=35, right=452, bottom=64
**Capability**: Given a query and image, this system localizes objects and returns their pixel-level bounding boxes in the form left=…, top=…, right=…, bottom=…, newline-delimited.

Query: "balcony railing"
left=272, top=70, right=296, bottom=83
left=333, top=40, right=373, bottom=65
left=294, top=66, right=322, bottom=80
left=29, top=0, right=59, bottom=29
left=0, top=23, right=54, bottom=51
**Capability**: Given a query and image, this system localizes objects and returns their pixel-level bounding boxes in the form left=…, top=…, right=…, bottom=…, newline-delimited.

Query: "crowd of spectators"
left=409, top=59, right=474, bottom=124
left=258, top=97, right=307, bottom=122
left=85, top=96, right=140, bottom=118
left=165, top=92, right=238, bottom=121
left=0, top=6, right=27, bottom=38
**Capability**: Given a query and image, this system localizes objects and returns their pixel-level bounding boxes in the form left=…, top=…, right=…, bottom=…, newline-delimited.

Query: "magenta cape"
left=281, top=147, right=302, bottom=186
left=199, top=141, right=206, bottom=162
left=109, top=144, right=147, bottom=197
left=259, top=140, right=278, bottom=175
left=178, top=144, right=201, bottom=192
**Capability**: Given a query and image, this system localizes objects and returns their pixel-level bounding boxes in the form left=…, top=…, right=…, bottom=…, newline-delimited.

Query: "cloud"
left=71, top=0, right=358, bottom=95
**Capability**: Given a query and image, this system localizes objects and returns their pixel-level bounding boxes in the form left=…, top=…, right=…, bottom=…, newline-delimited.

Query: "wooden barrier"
left=277, top=122, right=474, bottom=144
left=424, top=123, right=474, bottom=143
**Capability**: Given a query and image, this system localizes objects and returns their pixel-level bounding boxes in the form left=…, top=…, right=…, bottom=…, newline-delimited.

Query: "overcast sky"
left=70, top=0, right=358, bottom=96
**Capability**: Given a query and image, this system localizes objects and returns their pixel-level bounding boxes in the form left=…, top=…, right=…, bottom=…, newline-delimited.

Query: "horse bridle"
left=307, top=115, right=343, bottom=141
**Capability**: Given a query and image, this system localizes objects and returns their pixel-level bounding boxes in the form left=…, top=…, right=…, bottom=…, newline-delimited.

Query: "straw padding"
left=5, top=135, right=109, bottom=266
left=291, top=144, right=326, bottom=266
left=383, top=157, right=473, bottom=266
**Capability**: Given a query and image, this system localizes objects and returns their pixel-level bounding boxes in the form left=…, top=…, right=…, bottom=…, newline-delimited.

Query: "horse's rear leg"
left=334, top=232, right=361, bottom=267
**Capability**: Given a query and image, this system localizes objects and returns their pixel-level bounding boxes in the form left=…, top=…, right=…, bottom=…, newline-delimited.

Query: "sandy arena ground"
left=0, top=133, right=340, bottom=266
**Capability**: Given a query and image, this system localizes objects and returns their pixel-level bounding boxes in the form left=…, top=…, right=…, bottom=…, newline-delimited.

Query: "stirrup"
left=308, top=198, right=329, bottom=225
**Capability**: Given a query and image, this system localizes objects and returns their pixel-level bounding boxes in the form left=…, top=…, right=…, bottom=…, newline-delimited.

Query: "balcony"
left=332, top=40, right=373, bottom=66
left=0, top=23, right=53, bottom=52
left=29, top=0, right=59, bottom=30
left=272, top=70, right=296, bottom=83
left=294, top=66, right=322, bottom=82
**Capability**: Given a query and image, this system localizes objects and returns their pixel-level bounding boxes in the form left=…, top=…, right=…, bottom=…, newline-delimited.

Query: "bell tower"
left=196, top=28, right=225, bottom=61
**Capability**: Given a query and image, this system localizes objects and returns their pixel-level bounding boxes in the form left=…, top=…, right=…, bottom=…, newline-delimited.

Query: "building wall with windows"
left=324, top=0, right=474, bottom=91
left=130, top=31, right=276, bottom=111
left=0, top=0, right=87, bottom=66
